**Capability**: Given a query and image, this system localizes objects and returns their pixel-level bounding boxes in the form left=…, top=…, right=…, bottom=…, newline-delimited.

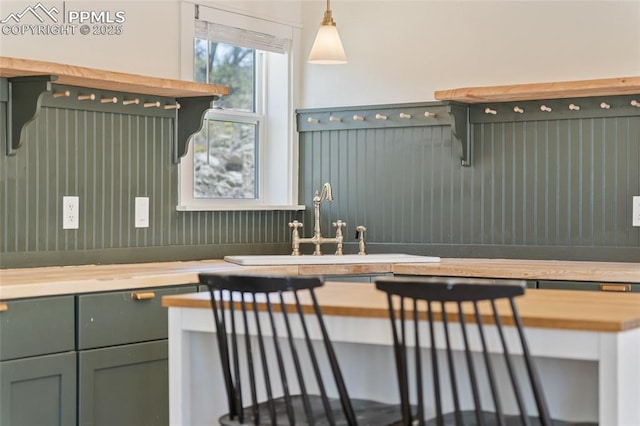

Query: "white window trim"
left=177, top=2, right=303, bottom=212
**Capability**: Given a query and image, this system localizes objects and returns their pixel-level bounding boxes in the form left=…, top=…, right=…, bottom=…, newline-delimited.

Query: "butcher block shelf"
left=0, top=56, right=229, bottom=160
left=434, top=76, right=640, bottom=104
left=0, top=56, right=228, bottom=98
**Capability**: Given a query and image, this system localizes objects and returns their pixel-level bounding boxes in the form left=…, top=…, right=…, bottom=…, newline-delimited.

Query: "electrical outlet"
left=135, top=197, right=150, bottom=228
left=62, top=196, right=79, bottom=229
left=633, top=196, right=640, bottom=227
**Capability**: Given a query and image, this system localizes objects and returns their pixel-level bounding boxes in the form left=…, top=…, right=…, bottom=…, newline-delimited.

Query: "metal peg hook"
left=424, top=111, right=437, bottom=118
left=569, top=103, right=580, bottom=111
left=101, top=97, right=118, bottom=104
left=144, top=101, right=161, bottom=108
left=600, top=102, right=611, bottom=109
left=123, top=98, right=140, bottom=105
left=484, top=107, right=497, bottom=115
left=399, top=113, right=412, bottom=119
left=329, top=116, right=342, bottom=122
left=353, top=114, right=365, bottom=121
left=631, top=100, right=640, bottom=107
left=375, top=113, right=387, bottom=120
left=78, top=93, right=95, bottom=101
left=540, top=105, right=552, bottom=112
left=307, top=117, right=319, bottom=124
left=513, top=106, right=524, bottom=114
left=164, top=103, right=181, bottom=110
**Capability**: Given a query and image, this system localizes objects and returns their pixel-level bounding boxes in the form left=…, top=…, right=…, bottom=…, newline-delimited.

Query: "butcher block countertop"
left=1, top=258, right=639, bottom=300
left=162, top=281, right=640, bottom=333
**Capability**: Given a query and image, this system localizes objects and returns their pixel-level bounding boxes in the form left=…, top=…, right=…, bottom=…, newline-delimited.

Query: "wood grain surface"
left=163, top=281, right=640, bottom=332
left=434, top=76, right=640, bottom=103
left=0, top=56, right=229, bottom=97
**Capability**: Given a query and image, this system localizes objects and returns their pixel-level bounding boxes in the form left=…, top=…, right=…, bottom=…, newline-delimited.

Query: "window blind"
left=195, top=9, right=291, bottom=54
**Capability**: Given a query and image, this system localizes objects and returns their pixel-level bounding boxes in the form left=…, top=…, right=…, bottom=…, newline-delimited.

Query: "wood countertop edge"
left=161, top=287, right=640, bottom=333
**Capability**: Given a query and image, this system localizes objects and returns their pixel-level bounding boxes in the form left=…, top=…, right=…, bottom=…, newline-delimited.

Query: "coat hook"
left=540, top=105, right=552, bottom=112
left=569, top=103, right=580, bottom=111
left=631, top=100, right=640, bottom=108
left=424, top=111, right=437, bottom=118
left=164, top=103, right=181, bottom=110
left=600, top=102, right=611, bottom=109
left=513, top=106, right=524, bottom=113
left=101, top=96, right=118, bottom=104
left=53, top=90, right=70, bottom=98
left=78, top=94, right=95, bottom=101
left=399, top=113, right=412, bottom=119
left=123, top=98, right=140, bottom=105
left=144, top=101, right=161, bottom=108
left=353, top=114, right=365, bottom=121
left=329, top=116, right=342, bottom=122
left=484, top=107, right=497, bottom=115
left=307, top=117, right=319, bottom=124
left=375, top=113, right=387, bottom=120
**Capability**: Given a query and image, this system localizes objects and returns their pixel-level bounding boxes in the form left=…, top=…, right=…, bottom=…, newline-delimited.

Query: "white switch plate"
left=135, top=197, right=149, bottom=228
left=633, top=196, right=640, bottom=227
left=62, top=196, right=79, bottom=229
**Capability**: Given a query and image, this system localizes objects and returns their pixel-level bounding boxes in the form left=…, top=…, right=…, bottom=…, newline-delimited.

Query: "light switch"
left=135, top=197, right=149, bottom=228
left=633, top=196, right=640, bottom=227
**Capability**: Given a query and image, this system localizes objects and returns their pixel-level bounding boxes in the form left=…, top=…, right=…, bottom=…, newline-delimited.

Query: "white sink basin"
left=224, top=253, right=440, bottom=266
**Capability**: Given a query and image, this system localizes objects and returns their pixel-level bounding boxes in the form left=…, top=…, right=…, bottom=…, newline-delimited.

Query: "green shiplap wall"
left=298, top=101, right=640, bottom=261
left=0, top=82, right=294, bottom=268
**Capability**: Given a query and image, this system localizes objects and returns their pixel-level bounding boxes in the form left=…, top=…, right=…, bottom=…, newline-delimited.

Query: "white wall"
left=0, top=0, right=182, bottom=78
left=1, top=1, right=638, bottom=108
left=300, top=0, right=640, bottom=108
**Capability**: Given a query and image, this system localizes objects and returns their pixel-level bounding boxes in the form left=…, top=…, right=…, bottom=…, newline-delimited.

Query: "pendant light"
left=308, top=0, right=347, bottom=64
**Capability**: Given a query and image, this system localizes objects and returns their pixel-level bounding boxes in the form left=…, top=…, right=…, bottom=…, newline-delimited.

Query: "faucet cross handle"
left=356, top=225, right=367, bottom=255
left=288, top=220, right=303, bottom=230
left=288, top=221, right=304, bottom=256
left=332, top=220, right=346, bottom=255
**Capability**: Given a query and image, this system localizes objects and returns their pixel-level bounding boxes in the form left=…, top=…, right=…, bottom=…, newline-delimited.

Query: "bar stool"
left=375, top=277, right=597, bottom=426
left=199, top=273, right=405, bottom=426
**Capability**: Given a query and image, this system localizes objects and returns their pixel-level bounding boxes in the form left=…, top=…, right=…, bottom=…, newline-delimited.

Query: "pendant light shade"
left=308, top=0, right=347, bottom=64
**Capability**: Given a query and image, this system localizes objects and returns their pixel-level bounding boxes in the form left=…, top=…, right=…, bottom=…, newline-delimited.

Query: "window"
left=178, top=5, right=301, bottom=211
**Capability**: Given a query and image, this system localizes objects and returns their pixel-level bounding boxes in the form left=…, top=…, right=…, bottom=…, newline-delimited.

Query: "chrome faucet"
left=289, top=183, right=345, bottom=256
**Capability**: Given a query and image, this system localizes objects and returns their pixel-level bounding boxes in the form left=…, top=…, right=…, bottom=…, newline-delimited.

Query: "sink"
left=224, top=253, right=441, bottom=266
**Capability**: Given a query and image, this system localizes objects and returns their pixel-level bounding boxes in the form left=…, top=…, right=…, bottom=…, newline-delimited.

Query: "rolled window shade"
left=195, top=20, right=290, bottom=54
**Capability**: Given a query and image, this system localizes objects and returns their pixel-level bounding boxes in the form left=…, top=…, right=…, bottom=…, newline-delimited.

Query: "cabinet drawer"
left=77, top=285, right=197, bottom=349
left=538, top=280, right=640, bottom=292
left=0, top=295, right=75, bottom=361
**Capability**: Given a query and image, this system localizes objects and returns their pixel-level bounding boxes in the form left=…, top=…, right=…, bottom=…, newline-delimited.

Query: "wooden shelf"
left=0, top=56, right=228, bottom=98
left=434, top=76, right=640, bottom=104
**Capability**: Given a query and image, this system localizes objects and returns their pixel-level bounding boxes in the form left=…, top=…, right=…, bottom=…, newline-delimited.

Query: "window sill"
left=176, top=204, right=306, bottom=212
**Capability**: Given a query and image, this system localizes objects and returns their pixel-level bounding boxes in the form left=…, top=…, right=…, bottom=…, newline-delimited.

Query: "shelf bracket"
left=447, top=102, right=471, bottom=166
left=173, top=96, right=218, bottom=164
left=6, top=75, right=56, bottom=155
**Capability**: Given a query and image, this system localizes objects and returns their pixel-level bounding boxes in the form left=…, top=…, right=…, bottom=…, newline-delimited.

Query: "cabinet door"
left=0, top=351, right=76, bottom=426
left=538, top=280, right=639, bottom=292
left=78, top=340, right=168, bottom=426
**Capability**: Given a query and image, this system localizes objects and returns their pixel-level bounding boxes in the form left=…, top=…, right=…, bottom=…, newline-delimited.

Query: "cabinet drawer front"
left=539, top=280, right=640, bottom=292
left=77, top=285, right=196, bottom=349
left=0, top=295, right=75, bottom=361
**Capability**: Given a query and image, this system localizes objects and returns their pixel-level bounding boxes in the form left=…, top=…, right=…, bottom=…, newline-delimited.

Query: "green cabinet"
left=0, top=352, right=76, bottom=426
left=323, top=273, right=393, bottom=283
left=76, top=285, right=196, bottom=426
left=0, top=296, right=76, bottom=426
left=78, top=341, right=168, bottom=426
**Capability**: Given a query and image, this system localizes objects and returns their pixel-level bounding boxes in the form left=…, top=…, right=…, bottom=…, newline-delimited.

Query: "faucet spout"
left=313, top=182, right=333, bottom=205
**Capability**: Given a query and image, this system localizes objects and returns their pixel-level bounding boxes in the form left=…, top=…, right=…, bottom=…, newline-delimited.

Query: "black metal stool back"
left=199, top=274, right=357, bottom=426
left=375, top=277, right=552, bottom=426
